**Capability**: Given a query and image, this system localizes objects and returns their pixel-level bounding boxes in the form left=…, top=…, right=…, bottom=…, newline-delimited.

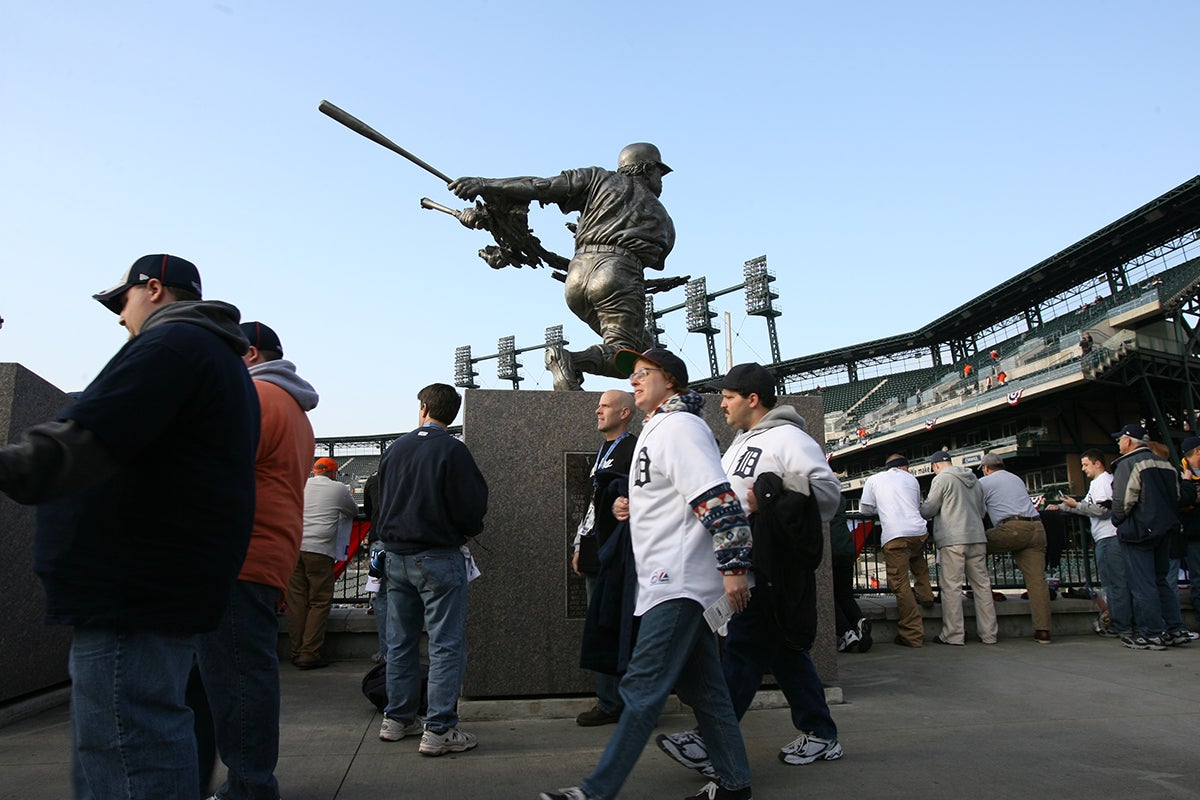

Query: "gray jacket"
left=920, top=466, right=987, bottom=547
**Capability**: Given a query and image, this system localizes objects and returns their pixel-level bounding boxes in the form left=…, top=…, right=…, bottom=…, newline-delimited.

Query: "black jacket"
left=751, top=471, right=824, bottom=651
left=376, top=424, right=488, bottom=554
left=14, top=301, right=259, bottom=633
left=578, top=435, right=635, bottom=575
left=580, top=478, right=638, bottom=676
left=1111, top=446, right=1180, bottom=546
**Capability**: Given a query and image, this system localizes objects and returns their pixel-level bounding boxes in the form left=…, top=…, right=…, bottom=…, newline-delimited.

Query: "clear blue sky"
left=3, top=1, right=1197, bottom=437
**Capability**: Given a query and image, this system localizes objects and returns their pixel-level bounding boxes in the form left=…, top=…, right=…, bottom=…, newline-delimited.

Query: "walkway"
left=3, top=635, right=1199, bottom=799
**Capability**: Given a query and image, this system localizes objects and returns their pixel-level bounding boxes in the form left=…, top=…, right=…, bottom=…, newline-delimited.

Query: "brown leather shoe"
left=1034, top=630, right=1052, bottom=645
left=575, top=705, right=621, bottom=726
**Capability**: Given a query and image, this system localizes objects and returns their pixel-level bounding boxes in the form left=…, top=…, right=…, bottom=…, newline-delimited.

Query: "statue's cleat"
left=545, top=344, right=583, bottom=391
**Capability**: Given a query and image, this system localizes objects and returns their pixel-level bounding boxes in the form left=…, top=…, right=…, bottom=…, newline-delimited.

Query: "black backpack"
left=362, top=661, right=429, bottom=714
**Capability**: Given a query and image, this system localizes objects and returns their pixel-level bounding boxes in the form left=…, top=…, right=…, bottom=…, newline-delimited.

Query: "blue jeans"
left=722, top=587, right=836, bottom=740
left=384, top=547, right=468, bottom=733
left=585, top=574, right=623, bottom=714
left=1123, top=534, right=1183, bottom=637
left=371, top=544, right=389, bottom=659
left=1094, top=537, right=1133, bottom=633
left=580, top=599, right=751, bottom=800
left=195, top=580, right=283, bottom=800
left=70, top=627, right=198, bottom=800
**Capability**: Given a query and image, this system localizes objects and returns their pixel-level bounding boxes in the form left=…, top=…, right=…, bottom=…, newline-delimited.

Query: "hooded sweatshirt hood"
left=921, top=464, right=987, bottom=546
left=140, top=300, right=248, bottom=355
left=941, top=465, right=979, bottom=489
left=248, top=359, right=319, bottom=411
left=749, top=403, right=808, bottom=432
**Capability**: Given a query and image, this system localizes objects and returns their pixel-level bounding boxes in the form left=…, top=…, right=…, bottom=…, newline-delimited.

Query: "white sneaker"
left=778, top=732, right=843, bottom=765
left=538, top=788, right=590, bottom=800
left=378, top=717, right=422, bottom=741
left=655, top=730, right=717, bottom=778
left=419, top=726, right=477, bottom=756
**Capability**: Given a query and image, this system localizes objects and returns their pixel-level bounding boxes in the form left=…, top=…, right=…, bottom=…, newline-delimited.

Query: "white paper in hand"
left=703, top=595, right=737, bottom=636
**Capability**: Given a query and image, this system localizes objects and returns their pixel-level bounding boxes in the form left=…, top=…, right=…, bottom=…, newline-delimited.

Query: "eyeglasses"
left=630, top=366, right=662, bottom=383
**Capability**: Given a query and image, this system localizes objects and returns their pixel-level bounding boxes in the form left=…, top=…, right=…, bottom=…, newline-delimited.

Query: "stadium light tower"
left=743, top=255, right=782, bottom=364
left=685, top=277, right=721, bottom=379
left=497, top=335, right=523, bottom=389
left=454, top=345, right=479, bottom=389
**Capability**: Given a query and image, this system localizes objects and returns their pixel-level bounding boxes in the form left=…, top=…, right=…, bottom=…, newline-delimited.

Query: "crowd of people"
left=857, top=421, right=1199, bottom=652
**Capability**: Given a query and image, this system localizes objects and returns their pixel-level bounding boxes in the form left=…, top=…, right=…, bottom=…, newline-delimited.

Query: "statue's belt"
left=575, top=243, right=650, bottom=267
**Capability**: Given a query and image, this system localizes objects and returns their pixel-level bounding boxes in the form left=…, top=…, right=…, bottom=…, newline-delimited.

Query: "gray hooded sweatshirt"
left=247, top=359, right=319, bottom=412
left=920, top=465, right=987, bottom=547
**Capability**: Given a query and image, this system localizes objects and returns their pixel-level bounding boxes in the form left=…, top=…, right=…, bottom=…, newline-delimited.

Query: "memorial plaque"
left=564, top=451, right=592, bottom=619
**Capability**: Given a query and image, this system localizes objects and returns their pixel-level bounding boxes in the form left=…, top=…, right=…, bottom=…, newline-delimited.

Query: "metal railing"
left=327, top=513, right=1102, bottom=605
left=847, top=512, right=1099, bottom=594
left=332, top=543, right=374, bottom=605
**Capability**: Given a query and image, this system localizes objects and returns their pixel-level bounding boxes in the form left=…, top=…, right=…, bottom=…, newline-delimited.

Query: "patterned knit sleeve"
left=690, top=483, right=753, bottom=573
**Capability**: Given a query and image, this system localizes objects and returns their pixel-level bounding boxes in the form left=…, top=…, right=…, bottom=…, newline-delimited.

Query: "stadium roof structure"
left=774, top=175, right=1200, bottom=377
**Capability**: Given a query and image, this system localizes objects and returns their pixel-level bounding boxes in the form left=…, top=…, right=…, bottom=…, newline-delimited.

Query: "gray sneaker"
left=538, top=789, right=590, bottom=800
left=1121, top=634, right=1168, bottom=651
left=656, top=730, right=718, bottom=780
left=419, top=726, right=477, bottom=756
left=1166, top=629, right=1194, bottom=647
left=378, top=717, right=422, bottom=742
left=778, top=732, right=844, bottom=765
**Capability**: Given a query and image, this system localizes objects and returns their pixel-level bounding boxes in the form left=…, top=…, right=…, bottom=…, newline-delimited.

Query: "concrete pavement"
left=3, top=634, right=1200, bottom=799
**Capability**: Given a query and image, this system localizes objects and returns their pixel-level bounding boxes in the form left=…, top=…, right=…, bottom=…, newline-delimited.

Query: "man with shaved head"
left=572, top=390, right=638, bottom=727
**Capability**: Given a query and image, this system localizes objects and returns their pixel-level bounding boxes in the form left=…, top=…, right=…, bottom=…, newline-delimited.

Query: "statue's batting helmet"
left=618, top=143, right=672, bottom=174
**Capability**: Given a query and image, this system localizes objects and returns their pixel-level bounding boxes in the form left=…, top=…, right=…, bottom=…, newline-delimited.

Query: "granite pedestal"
left=459, top=388, right=835, bottom=698
left=0, top=364, right=72, bottom=704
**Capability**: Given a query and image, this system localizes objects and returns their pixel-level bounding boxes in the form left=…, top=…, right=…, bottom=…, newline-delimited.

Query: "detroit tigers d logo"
left=634, top=447, right=651, bottom=487
left=732, top=447, right=763, bottom=479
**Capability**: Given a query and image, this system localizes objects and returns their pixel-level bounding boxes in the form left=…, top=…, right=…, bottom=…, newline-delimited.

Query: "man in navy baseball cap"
left=93, top=254, right=203, bottom=314
left=1111, top=423, right=1149, bottom=442
left=241, top=320, right=284, bottom=359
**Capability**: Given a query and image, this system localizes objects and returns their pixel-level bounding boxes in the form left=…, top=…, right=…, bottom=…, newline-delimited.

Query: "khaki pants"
left=987, top=519, right=1051, bottom=632
left=937, top=544, right=998, bottom=644
left=883, top=534, right=934, bottom=646
left=286, top=551, right=335, bottom=664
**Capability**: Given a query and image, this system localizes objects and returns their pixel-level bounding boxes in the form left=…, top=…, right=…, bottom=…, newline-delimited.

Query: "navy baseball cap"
left=707, top=363, right=777, bottom=402
left=1112, top=423, right=1148, bottom=441
left=241, top=321, right=283, bottom=357
left=929, top=450, right=952, bottom=464
left=614, top=347, right=688, bottom=387
left=1182, top=436, right=1200, bottom=456
left=93, top=254, right=203, bottom=314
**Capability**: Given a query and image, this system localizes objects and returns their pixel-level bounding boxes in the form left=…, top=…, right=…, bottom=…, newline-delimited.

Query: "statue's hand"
left=458, top=207, right=487, bottom=230
left=449, top=177, right=485, bottom=201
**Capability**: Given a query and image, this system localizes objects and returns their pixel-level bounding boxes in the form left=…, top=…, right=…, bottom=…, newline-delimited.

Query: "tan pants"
left=883, top=534, right=934, bottom=646
left=937, top=544, right=999, bottom=644
left=286, top=551, right=335, bottom=664
left=987, top=519, right=1052, bottom=632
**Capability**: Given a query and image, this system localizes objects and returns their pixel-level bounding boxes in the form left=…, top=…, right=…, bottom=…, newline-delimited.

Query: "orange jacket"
left=239, top=380, right=315, bottom=593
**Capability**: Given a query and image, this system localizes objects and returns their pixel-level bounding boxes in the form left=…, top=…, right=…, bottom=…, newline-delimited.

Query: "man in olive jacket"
left=920, top=451, right=998, bottom=646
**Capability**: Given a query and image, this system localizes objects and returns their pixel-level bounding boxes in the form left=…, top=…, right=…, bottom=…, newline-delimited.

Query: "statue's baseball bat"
left=419, top=197, right=462, bottom=218
left=318, top=100, right=453, bottom=184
